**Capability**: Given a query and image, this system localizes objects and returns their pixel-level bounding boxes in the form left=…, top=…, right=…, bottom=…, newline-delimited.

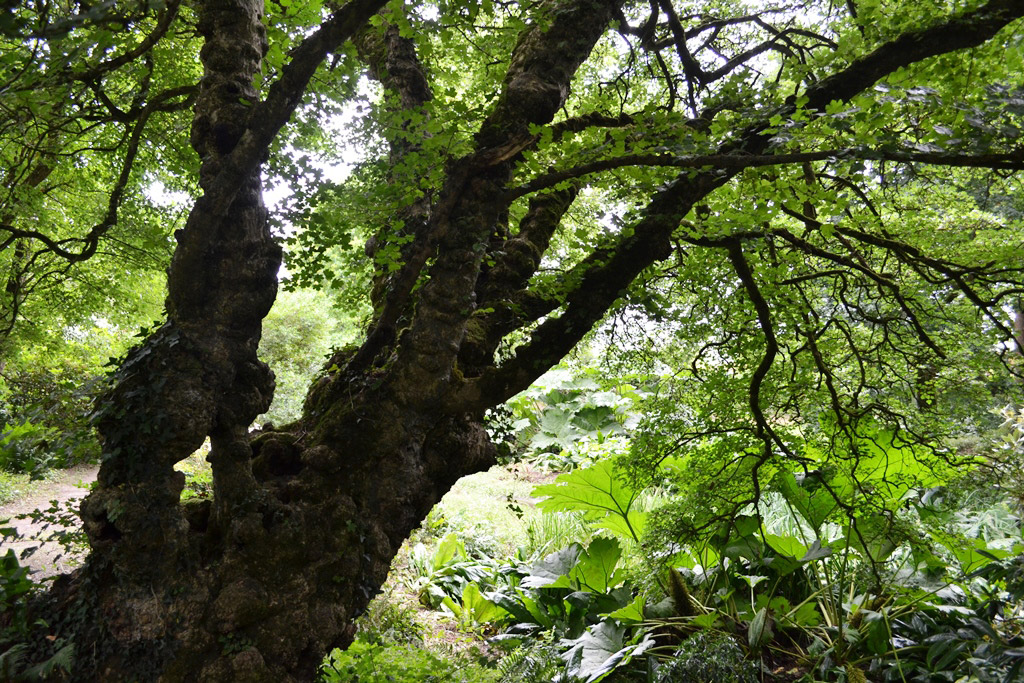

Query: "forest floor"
left=0, top=463, right=98, bottom=578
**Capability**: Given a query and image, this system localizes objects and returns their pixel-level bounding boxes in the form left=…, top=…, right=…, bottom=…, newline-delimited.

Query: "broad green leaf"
left=844, top=515, right=898, bottom=563
left=520, top=544, right=583, bottom=588
left=519, top=593, right=555, bottom=629
left=858, top=610, right=891, bottom=656
left=432, top=533, right=465, bottom=571
left=458, top=582, right=508, bottom=626
left=593, top=510, right=647, bottom=542
left=748, top=607, right=775, bottom=650
left=691, top=613, right=722, bottom=628
left=549, top=537, right=623, bottom=593
left=602, top=594, right=645, bottom=624
left=764, top=533, right=808, bottom=559
left=799, top=540, right=833, bottom=563
left=931, top=532, right=1012, bottom=574
left=562, top=621, right=655, bottom=683
left=532, top=458, right=643, bottom=540
left=775, top=471, right=838, bottom=532
left=485, top=590, right=538, bottom=625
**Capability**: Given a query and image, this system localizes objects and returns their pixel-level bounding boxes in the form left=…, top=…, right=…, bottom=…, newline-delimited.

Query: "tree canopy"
left=1, top=0, right=1023, bottom=679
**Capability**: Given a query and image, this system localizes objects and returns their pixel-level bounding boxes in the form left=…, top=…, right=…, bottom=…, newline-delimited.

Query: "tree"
left=5, top=0, right=1024, bottom=679
left=0, top=1, right=196, bottom=357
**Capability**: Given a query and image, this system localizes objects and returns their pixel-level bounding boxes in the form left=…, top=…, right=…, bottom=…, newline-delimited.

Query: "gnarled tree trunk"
left=30, top=1, right=619, bottom=680
left=15, top=0, right=1024, bottom=680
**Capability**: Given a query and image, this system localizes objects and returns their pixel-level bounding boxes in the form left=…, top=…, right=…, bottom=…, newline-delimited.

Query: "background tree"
left=0, top=0, right=198, bottom=354
left=2, top=0, right=1023, bottom=680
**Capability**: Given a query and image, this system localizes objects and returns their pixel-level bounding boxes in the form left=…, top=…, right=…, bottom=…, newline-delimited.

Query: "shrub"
left=0, top=368, right=104, bottom=473
left=321, top=641, right=498, bottom=683
left=355, top=589, right=424, bottom=646
left=654, top=631, right=758, bottom=683
left=0, top=421, right=58, bottom=475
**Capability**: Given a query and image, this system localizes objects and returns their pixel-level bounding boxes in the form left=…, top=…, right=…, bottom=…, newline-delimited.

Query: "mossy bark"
left=20, top=1, right=618, bottom=680
left=12, top=0, right=1024, bottom=678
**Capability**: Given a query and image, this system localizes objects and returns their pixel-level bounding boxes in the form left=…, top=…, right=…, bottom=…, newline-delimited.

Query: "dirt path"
left=0, top=464, right=99, bottom=579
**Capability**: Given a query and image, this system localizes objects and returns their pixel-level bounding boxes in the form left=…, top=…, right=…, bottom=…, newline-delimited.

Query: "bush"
left=0, top=368, right=103, bottom=474
left=0, top=421, right=57, bottom=475
left=654, top=631, right=758, bottom=683
left=321, top=641, right=498, bottom=683
left=355, top=589, right=424, bottom=646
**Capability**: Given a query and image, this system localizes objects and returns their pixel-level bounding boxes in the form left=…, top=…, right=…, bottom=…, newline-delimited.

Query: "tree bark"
left=22, top=1, right=617, bottom=680
left=12, top=0, right=1024, bottom=680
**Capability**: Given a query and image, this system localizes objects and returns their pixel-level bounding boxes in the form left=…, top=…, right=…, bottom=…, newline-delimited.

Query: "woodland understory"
left=0, top=0, right=1022, bottom=680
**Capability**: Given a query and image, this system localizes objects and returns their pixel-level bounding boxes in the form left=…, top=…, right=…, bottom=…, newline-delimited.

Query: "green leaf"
left=799, top=540, right=833, bottom=563
left=844, top=514, right=898, bottom=563
left=603, top=594, right=645, bottom=624
left=859, top=611, right=891, bottom=656
left=691, top=613, right=722, bottom=629
left=774, top=471, right=838, bottom=531
left=763, top=533, right=807, bottom=559
left=432, top=533, right=466, bottom=571
left=562, top=621, right=655, bottom=683
left=557, top=537, right=624, bottom=594
left=748, top=606, right=775, bottom=650
left=456, top=582, right=508, bottom=626
left=520, top=544, right=583, bottom=588
left=533, top=458, right=644, bottom=541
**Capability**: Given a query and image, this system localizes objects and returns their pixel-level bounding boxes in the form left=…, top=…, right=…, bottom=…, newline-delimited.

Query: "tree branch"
left=450, top=0, right=1024, bottom=412
left=202, top=0, right=390, bottom=216
left=73, top=0, right=183, bottom=83
left=506, top=148, right=1024, bottom=201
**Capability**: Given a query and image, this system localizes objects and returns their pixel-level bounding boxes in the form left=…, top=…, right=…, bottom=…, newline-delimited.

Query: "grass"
left=0, top=469, right=61, bottom=506
left=422, top=464, right=555, bottom=557
left=347, top=463, right=560, bottom=671
left=175, top=442, right=213, bottom=500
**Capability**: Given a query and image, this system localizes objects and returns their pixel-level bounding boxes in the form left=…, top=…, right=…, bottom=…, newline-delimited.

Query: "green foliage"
left=6, top=0, right=1024, bottom=680
left=422, top=465, right=537, bottom=557
left=0, top=550, right=35, bottom=636
left=495, top=640, right=563, bottom=683
left=0, top=545, right=75, bottom=682
left=321, top=641, right=499, bottom=683
left=653, top=631, right=758, bottom=683
left=441, top=581, right=508, bottom=632
left=257, top=289, right=357, bottom=425
left=354, top=588, right=425, bottom=647
left=176, top=448, right=213, bottom=501
left=506, top=367, right=642, bottom=471
left=408, top=533, right=498, bottom=609
left=0, top=471, right=30, bottom=505
left=633, top=434, right=1024, bottom=681
left=561, top=620, right=654, bottom=683
left=532, top=457, right=646, bottom=543
left=0, top=0, right=189, bottom=350
left=359, top=383, right=1024, bottom=683
left=487, top=536, right=637, bottom=679
left=0, top=421, right=57, bottom=475
left=0, top=323, right=140, bottom=476
left=520, top=510, right=591, bottom=561
left=991, top=405, right=1024, bottom=506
